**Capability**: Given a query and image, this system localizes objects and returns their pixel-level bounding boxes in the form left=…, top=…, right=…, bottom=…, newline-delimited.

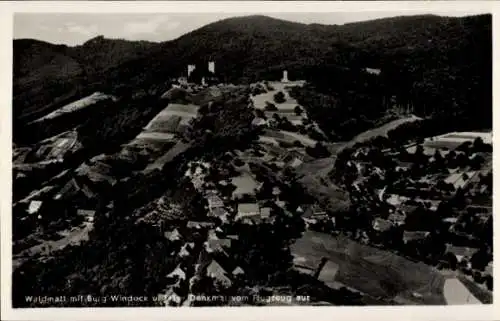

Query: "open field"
left=135, top=132, right=176, bottom=142
left=13, top=219, right=93, bottom=270
left=31, top=92, right=114, bottom=123
left=350, top=115, right=422, bottom=145
left=262, top=129, right=316, bottom=147
left=291, top=231, right=446, bottom=304
left=251, top=81, right=304, bottom=110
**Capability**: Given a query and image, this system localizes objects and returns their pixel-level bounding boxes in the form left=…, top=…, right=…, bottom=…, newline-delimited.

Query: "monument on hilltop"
left=281, top=70, right=289, bottom=83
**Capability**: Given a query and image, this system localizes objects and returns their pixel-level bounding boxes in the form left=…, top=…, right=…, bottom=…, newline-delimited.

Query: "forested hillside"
left=13, top=14, right=491, bottom=135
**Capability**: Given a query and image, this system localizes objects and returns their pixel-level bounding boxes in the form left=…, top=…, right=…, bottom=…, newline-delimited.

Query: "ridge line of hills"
left=13, top=13, right=491, bottom=131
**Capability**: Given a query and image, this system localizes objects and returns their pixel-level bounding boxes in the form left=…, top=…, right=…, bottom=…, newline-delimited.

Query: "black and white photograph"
left=2, top=1, right=495, bottom=318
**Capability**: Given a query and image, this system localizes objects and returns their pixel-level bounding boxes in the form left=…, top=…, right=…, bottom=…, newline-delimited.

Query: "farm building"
left=205, top=239, right=231, bottom=255
left=27, top=200, right=43, bottom=215
left=186, top=221, right=215, bottom=229
left=208, top=207, right=230, bottom=223
left=446, top=245, right=479, bottom=262
left=206, top=192, right=224, bottom=211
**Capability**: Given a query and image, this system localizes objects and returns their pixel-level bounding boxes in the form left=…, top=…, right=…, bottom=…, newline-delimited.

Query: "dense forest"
left=13, top=14, right=492, bottom=136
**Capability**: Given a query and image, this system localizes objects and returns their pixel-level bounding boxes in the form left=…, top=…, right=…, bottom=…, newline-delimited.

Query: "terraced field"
left=143, top=104, right=199, bottom=134
left=291, top=231, right=446, bottom=304
left=349, top=115, right=422, bottom=145
left=31, top=92, right=114, bottom=123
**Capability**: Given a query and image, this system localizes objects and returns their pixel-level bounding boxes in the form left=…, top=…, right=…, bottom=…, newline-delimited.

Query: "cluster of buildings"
left=160, top=221, right=246, bottom=306
left=339, top=130, right=493, bottom=272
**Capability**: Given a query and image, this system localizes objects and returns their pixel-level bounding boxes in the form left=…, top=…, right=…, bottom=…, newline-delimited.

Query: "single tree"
left=273, top=91, right=286, bottom=104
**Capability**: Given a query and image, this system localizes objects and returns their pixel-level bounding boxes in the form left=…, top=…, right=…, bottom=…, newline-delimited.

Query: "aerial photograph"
left=11, top=11, right=492, bottom=307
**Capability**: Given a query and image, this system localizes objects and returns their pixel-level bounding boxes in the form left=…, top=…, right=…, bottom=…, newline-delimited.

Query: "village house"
left=206, top=192, right=224, bottom=211
left=206, top=260, right=232, bottom=289
left=187, top=221, right=216, bottom=230
left=167, top=265, right=187, bottom=282
left=260, top=207, right=272, bottom=220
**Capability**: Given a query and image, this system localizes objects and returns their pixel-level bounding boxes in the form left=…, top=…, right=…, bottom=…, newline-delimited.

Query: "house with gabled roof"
left=167, top=265, right=186, bottom=281
left=446, top=245, right=479, bottom=262
left=208, top=207, right=229, bottom=223
left=206, top=260, right=232, bottom=288
left=164, top=228, right=182, bottom=242
left=206, top=192, right=224, bottom=210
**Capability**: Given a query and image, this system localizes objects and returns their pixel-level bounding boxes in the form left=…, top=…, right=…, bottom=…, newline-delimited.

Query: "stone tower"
left=208, top=61, right=215, bottom=74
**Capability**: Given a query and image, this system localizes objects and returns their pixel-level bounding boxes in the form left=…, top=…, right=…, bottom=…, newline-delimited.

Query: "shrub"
left=274, top=91, right=286, bottom=104
left=265, top=102, right=278, bottom=111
